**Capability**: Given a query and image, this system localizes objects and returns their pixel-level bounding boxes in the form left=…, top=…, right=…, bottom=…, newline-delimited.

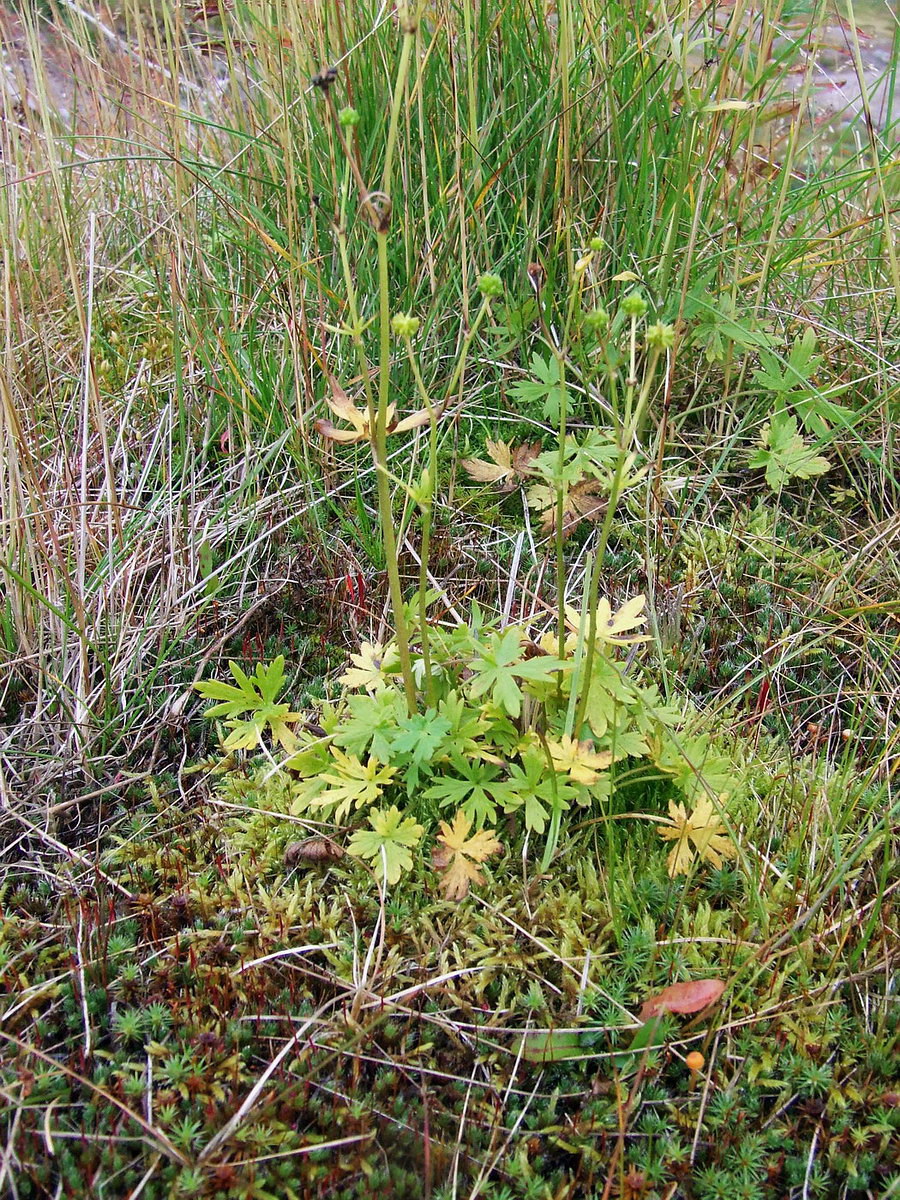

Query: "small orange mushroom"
left=686, top=1049, right=705, bottom=1090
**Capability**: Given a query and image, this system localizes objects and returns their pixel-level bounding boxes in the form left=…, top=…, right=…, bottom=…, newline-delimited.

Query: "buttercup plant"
left=199, top=253, right=741, bottom=888
left=197, top=8, right=742, bottom=892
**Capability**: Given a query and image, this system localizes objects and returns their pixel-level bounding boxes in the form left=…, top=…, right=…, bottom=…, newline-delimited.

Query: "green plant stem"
left=440, top=297, right=493, bottom=406
left=461, top=0, right=481, bottom=199
left=551, top=280, right=582, bottom=657
left=574, top=326, right=659, bottom=733
left=841, top=0, right=900, bottom=312
left=404, top=338, right=439, bottom=704
left=539, top=731, right=563, bottom=874
left=375, top=233, right=417, bottom=713
left=369, top=4, right=419, bottom=713
left=381, top=7, right=417, bottom=196
left=554, top=352, right=569, bottom=656
left=555, top=0, right=573, bottom=269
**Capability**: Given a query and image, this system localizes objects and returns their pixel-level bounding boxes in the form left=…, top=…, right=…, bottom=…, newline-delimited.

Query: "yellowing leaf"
left=338, top=641, right=399, bottom=692
left=546, top=735, right=613, bottom=785
left=315, top=375, right=434, bottom=443
left=564, top=595, right=650, bottom=648
left=315, top=378, right=378, bottom=443
left=393, top=407, right=433, bottom=433
left=701, top=99, right=754, bottom=112
left=432, top=810, right=502, bottom=900
left=657, top=796, right=737, bottom=877
left=348, top=806, right=424, bottom=885
left=592, top=595, right=650, bottom=647
left=461, top=440, right=540, bottom=492
left=312, top=750, right=397, bottom=823
left=537, top=628, right=579, bottom=658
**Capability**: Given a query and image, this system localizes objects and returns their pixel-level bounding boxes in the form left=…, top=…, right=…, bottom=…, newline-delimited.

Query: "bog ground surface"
left=0, top=1, right=898, bottom=1197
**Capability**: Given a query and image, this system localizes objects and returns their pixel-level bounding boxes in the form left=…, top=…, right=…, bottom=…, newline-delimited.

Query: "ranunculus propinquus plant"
left=200, top=595, right=741, bottom=897
left=195, top=60, right=744, bottom=898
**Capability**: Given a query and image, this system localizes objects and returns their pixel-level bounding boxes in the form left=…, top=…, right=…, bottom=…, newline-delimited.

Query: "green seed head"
left=589, top=236, right=604, bottom=252
left=338, top=106, right=360, bottom=128
left=583, top=306, right=610, bottom=333
left=391, top=312, right=420, bottom=339
left=477, top=273, right=504, bottom=299
left=621, top=292, right=648, bottom=319
left=646, top=322, right=675, bottom=349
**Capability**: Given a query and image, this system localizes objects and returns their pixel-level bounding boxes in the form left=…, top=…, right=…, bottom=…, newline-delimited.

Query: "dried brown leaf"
left=461, top=439, right=540, bottom=492
left=530, top=478, right=606, bottom=537
left=284, top=837, right=345, bottom=866
left=432, top=810, right=502, bottom=901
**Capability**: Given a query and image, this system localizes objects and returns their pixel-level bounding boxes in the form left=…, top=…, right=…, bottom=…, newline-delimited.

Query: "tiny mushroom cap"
left=685, top=1051, right=705, bottom=1072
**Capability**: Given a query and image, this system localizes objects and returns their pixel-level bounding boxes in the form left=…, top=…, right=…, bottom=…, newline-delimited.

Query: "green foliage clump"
left=200, top=592, right=743, bottom=893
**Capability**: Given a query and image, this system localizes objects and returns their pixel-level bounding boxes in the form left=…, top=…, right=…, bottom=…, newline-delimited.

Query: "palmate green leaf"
left=792, top=388, right=853, bottom=440
left=748, top=412, right=830, bottom=491
left=531, top=447, right=587, bottom=491
left=652, top=731, right=738, bottom=803
left=488, top=298, right=539, bottom=355
left=633, top=683, right=684, bottom=732
left=388, top=710, right=452, bottom=790
left=219, top=715, right=269, bottom=751
left=475, top=704, right=521, bottom=754
left=751, top=329, right=853, bottom=439
left=436, top=691, right=491, bottom=757
left=504, top=747, right=574, bottom=834
left=196, top=657, right=302, bottom=749
left=509, top=352, right=568, bottom=422
left=424, top=754, right=518, bottom=827
left=467, top=627, right=568, bottom=718
left=334, top=689, right=408, bottom=760
left=596, top=727, right=648, bottom=762
left=348, top=806, right=424, bottom=885
left=753, top=328, right=822, bottom=394
left=196, top=655, right=288, bottom=717
left=221, top=705, right=300, bottom=752
left=582, top=655, right=635, bottom=738
left=682, top=290, right=777, bottom=363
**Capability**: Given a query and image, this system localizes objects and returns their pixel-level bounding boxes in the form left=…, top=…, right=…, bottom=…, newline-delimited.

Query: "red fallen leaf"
left=639, top=978, right=725, bottom=1023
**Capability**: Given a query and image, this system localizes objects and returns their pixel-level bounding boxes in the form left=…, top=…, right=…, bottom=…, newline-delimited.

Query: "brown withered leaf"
left=528, top=478, right=606, bottom=538
left=461, top=439, right=541, bottom=493
left=315, top=376, right=372, bottom=444
left=315, top=376, right=434, bottom=442
left=284, top=837, right=345, bottom=867
left=432, top=811, right=502, bottom=901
